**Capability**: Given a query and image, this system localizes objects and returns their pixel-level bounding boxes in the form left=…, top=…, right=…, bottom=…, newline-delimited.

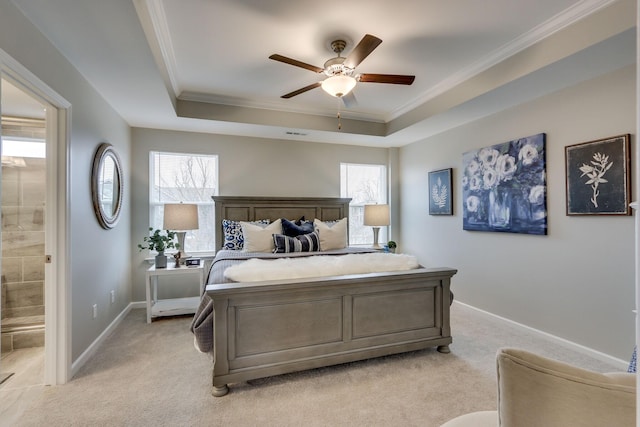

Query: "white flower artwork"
left=578, top=152, right=612, bottom=208
left=462, top=133, right=547, bottom=234
left=565, top=134, right=630, bottom=215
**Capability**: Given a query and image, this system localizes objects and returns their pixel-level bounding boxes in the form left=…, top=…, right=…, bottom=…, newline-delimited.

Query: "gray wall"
left=399, top=65, right=636, bottom=360
left=131, top=128, right=393, bottom=301
left=0, top=0, right=132, bottom=362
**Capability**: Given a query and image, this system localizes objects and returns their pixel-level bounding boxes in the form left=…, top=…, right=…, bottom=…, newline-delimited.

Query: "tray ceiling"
left=9, top=0, right=635, bottom=147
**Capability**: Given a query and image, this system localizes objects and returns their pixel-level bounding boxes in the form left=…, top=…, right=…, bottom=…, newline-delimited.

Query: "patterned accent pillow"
left=281, top=218, right=314, bottom=237
left=222, top=219, right=270, bottom=250
left=273, top=231, right=320, bottom=253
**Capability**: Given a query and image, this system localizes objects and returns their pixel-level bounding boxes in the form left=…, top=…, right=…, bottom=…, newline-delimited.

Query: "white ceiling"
left=7, top=0, right=636, bottom=147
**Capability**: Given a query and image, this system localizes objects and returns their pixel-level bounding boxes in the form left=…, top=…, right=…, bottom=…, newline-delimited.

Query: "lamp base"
left=175, top=231, right=190, bottom=259
left=371, top=227, right=381, bottom=248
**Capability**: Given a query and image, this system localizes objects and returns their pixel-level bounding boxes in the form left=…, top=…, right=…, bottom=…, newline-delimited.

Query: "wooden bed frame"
left=207, top=196, right=457, bottom=397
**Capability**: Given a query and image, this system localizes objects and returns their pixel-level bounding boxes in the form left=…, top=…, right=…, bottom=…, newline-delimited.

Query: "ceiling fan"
left=269, top=34, right=415, bottom=107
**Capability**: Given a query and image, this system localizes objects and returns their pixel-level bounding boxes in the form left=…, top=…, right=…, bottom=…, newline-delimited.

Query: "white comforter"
left=223, top=252, right=420, bottom=282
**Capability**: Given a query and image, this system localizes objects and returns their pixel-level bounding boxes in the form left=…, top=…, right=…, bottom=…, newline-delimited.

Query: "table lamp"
left=163, top=203, right=199, bottom=258
left=363, top=204, right=389, bottom=249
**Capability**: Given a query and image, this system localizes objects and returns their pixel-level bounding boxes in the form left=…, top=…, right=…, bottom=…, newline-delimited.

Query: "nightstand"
left=145, top=264, right=204, bottom=323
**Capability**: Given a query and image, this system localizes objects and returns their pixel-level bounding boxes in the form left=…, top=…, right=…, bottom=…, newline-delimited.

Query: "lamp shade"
left=163, top=203, right=199, bottom=231
left=321, top=75, right=357, bottom=98
left=363, top=204, right=390, bottom=226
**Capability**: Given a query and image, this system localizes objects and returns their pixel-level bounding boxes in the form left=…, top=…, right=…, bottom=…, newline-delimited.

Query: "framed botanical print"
left=429, top=168, right=453, bottom=215
left=565, top=134, right=631, bottom=215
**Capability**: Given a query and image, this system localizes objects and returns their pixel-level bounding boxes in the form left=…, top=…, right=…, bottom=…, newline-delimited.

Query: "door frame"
left=0, top=48, right=71, bottom=385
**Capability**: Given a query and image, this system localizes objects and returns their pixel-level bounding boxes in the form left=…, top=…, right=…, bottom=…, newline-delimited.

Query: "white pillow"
left=241, top=219, right=282, bottom=252
left=314, top=218, right=348, bottom=251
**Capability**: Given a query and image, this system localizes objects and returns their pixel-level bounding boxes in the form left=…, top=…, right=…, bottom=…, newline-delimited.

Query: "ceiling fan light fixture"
left=321, top=75, right=356, bottom=98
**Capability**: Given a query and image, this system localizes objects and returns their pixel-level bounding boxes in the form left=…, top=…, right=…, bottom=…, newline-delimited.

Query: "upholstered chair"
left=441, top=347, right=636, bottom=427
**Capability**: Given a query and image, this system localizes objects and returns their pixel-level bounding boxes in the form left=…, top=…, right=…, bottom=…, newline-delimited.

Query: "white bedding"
left=223, top=252, right=420, bottom=282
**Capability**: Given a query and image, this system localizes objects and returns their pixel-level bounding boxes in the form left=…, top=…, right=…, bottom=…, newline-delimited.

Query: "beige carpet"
left=12, top=303, right=620, bottom=427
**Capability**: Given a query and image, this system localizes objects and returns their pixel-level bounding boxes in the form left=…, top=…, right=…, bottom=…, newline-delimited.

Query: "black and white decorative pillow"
left=273, top=231, right=320, bottom=253
left=222, top=219, right=270, bottom=250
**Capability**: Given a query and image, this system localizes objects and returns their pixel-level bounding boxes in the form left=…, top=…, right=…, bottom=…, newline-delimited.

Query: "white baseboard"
left=70, top=302, right=137, bottom=378
left=454, top=301, right=629, bottom=370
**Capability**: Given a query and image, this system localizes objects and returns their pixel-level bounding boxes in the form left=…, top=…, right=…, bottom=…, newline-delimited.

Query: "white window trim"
left=148, top=151, right=218, bottom=255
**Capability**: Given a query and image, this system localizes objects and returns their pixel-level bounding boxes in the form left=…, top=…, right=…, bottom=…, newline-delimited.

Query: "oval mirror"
left=91, top=143, right=123, bottom=229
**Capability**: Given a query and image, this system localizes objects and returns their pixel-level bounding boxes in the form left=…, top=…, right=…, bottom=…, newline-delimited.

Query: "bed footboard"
left=207, top=267, right=456, bottom=396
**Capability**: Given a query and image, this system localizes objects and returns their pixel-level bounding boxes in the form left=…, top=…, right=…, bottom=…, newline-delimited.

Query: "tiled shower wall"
left=1, top=117, right=46, bottom=320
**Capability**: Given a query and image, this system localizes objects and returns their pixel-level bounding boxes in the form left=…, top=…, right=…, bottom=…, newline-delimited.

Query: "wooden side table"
left=145, top=264, right=204, bottom=323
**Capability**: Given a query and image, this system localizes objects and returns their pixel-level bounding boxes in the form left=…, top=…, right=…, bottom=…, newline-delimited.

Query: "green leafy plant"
left=138, top=228, right=180, bottom=253
left=387, top=241, right=397, bottom=249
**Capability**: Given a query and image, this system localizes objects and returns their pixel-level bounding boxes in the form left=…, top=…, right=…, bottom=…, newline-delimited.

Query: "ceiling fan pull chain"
left=337, top=99, right=342, bottom=130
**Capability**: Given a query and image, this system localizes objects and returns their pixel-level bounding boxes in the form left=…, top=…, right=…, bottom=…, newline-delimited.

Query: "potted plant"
left=138, top=228, right=180, bottom=268
left=387, top=240, right=397, bottom=253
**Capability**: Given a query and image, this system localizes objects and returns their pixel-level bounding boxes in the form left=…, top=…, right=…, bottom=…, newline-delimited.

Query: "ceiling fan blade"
left=358, top=74, right=415, bottom=85
left=343, top=34, right=382, bottom=69
left=281, top=82, right=322, bottom=98
left=269, top=54, right=324, bottom=73
left=342, top=92, right=357, bottom=108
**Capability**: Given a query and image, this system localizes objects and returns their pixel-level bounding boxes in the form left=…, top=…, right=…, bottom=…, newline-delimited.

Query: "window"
left=150, top=151, right=218, bottom=253
left=340, top=163, right=387, bottom=245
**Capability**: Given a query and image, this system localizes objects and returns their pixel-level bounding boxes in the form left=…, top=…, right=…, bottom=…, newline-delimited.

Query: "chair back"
left=497, top=348, right=636, bottom=427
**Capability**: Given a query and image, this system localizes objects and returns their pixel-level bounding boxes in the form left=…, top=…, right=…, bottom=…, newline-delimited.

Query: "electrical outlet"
left=92, top=304, right=97, bottom=319
left=110, top=290, right=115, bottom=304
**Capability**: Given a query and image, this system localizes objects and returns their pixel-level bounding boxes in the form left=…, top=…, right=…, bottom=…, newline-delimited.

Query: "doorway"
left=0, top=53, right=69, bottom=387
left=0, top=79, right=48, bottom=389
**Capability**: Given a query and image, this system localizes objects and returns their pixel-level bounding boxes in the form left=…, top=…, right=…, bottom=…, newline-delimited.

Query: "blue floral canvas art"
left=462, top=133, right=547, bottom=235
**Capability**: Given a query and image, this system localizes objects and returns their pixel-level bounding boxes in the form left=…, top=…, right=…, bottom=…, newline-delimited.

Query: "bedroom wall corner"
left=398, top=64, right=637, bottom=361
left=388, top=147, right=401, bottom=244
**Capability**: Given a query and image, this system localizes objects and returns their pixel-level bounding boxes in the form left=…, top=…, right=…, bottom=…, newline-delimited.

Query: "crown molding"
left=389, top=0, right=619, bottom=121
left=179, top=91, right=387, bottom=123
left=140, top=0, right=619, bottom=126
left=140, top=0, right=180, bottom=96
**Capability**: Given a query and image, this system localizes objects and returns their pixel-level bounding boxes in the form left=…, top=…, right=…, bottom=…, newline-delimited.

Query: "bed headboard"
left=212, top=196, right=351, bottom=250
